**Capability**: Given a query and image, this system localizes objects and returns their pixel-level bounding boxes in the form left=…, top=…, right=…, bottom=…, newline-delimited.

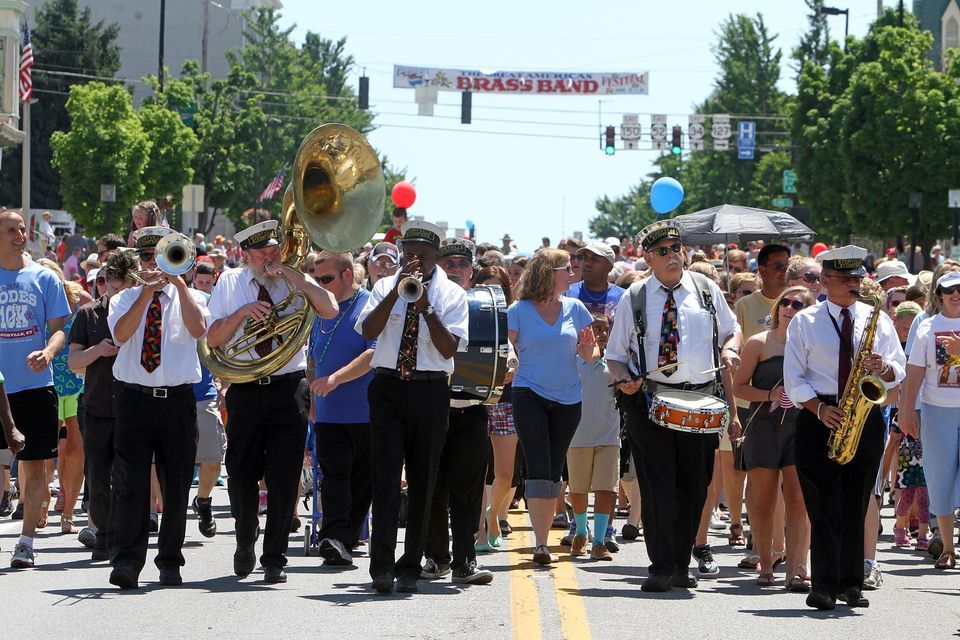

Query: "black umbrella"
left=672, top=204, right=816, bottom=245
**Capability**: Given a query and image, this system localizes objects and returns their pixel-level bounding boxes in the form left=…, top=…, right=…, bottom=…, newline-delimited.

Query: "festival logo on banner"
left=394, top=66, right=649, bottom=96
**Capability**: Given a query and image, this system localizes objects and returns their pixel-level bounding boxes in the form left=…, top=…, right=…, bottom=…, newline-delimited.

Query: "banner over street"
left=394, top=65, right=649, bottom=95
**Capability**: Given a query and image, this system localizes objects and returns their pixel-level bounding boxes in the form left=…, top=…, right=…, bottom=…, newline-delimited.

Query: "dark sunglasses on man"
left=653, top=243, right=682, bottom=257
left=317, top=268, right=348, bottom=285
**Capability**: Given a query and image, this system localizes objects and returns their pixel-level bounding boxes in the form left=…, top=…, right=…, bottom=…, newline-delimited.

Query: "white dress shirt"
left=355, top=266, right=469, bottom=374
left=784, top=299, right=906, bottom=406
left=108, top=284, right=211, bottom=386
left=206, top=267, right=309, bottom=375
left=605, top=271, right=739, bottom=385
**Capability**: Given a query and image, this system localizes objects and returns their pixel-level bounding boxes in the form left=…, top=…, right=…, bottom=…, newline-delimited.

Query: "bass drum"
left=451, top=285, right=509, bottom=404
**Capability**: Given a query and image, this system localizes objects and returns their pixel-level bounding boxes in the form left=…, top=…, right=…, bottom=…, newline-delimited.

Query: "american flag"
left=257, top=166, right=286, bottom=202
left=20, top=24, right=34, bottom=102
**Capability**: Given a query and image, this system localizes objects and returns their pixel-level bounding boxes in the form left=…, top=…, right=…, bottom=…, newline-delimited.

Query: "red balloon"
left=391, top=181, right=416, bottom=209
left=811, top=242, right=828, bottom=257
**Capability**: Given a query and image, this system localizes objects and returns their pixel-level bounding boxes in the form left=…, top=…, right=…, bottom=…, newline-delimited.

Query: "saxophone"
left=827, top=294, right=887, bottom=464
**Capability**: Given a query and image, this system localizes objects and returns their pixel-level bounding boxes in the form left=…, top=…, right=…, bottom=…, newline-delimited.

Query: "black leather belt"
left=121, top=382, right=193, bottom=399
left=375, top=367, right=449, bottom=381
left=236, top=371, right=305, bottom=387
left=643, top=380, right=716, bottom=395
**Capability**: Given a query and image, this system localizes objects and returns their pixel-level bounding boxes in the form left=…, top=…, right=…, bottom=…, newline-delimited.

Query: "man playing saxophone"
left=783, top=245, right=905, bottom=611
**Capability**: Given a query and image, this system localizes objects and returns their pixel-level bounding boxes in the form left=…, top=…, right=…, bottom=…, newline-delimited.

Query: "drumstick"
left=608, top=362, right=681, bottom=387
left=699, top=365, right=727, bottom=376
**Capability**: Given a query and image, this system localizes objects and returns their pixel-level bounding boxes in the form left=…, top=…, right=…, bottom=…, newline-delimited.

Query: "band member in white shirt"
left=206, top=220, right=337, bottom=585
left=107, top=226, right=211, bottom=589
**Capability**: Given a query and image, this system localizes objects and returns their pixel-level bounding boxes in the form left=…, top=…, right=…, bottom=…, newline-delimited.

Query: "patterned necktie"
left=838, top=308, right=853, bottom=392
left=658, top=286, right=679, bottom=377
left=396, top=302, right=420, bottom=380
left=255, top=284, right=275, bottom=358
left=140, top=291, right=163, bottom=372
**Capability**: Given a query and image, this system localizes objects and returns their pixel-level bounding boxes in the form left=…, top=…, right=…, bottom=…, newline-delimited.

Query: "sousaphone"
left=198, top=123, right=385, bottom=383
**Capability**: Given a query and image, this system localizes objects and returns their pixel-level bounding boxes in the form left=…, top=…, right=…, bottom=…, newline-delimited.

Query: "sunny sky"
left=277, top=1, right=883, bottom=252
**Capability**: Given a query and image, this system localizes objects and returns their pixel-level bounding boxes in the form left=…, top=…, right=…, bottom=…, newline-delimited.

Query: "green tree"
left=792, top=0, right=832, bottom=73
left=380, top=158, right=410, bottom=230
left=49, top=83, right=149, bottom=232
left=138, top=104, right=199, bottom=203
left=0, top=0, right=120, bottom=210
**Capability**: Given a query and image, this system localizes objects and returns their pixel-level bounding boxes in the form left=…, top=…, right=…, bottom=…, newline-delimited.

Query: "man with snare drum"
left=606, top=220, right=741, bottom=592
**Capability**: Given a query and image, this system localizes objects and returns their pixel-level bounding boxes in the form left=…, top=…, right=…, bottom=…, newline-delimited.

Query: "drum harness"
left=628, top=272, right=723, bottom=411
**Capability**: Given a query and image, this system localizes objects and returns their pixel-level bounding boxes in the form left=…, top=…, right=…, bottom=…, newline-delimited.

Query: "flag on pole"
left=20, top=24, right=34, bottom=103
left=257, top=166, right=286, bottom=202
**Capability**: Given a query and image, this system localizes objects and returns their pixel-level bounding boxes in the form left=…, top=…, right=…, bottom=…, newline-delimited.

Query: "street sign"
left=621, top=114, right=640, bottom=151
left=100, top=184, right=116, bottom=203
left=949, top=189, right=960, bottom=208
left=738, top=146, right=755, bottom=160
left=182, top=184, right=205, bottom=213
left=688, top=114, right=705, bottom=151
left=737, top=121, right=756, bottom=145
left=772, top=197, right=793, bottom=207
left=711, top=114, right=731, bottom=151
left=783, top=170, right=797, bottom=194
left=651, top=114, right=667, bottom=150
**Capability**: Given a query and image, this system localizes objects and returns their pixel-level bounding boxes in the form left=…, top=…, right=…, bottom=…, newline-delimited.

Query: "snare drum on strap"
left=649, top=390, right=728, bottom=435
left=451, top=285, right=509, bottom=404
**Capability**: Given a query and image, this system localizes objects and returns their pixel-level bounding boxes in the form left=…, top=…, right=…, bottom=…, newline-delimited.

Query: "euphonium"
left=198, top=123, right=385, bottom=383
left=827, top=294, right=887, bottom=465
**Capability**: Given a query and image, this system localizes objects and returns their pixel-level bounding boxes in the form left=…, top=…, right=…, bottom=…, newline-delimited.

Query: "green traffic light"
left=671, top=146, right=681, bottom=155
left=605, top=146, right=615, bottom=156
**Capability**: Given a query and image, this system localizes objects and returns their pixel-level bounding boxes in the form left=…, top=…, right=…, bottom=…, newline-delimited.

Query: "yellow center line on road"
left=506, top=510, right=593, bottom=640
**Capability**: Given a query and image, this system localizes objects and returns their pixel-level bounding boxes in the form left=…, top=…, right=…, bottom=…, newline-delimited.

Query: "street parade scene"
left=2, top=1, right=960, bottom=639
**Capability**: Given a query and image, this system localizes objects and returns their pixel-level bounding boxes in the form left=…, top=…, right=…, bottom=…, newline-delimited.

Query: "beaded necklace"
left=314, top=288, right=361, bottom=367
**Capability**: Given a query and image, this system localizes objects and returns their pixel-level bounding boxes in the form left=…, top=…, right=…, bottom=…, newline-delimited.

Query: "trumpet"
left=398, top=274, right=424, bottom=303
left=125, top=233, right=197, bottom=286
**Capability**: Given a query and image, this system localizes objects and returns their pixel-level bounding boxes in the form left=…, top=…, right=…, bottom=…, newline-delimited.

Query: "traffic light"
left=461, top=90, right=472, bottom=124
left=671, top=126, right=682, bottom=155
left=604, top=126, right=616, bottom=155
left=358, top=76, right=369, bottom=110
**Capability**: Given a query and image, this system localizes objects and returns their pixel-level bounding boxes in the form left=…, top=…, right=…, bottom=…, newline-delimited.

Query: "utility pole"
left=20, top=100, right=30, bottom=214
left=201, top=0, right=210, bottom=74
left=158, top=0, right=166, bottom=91
left=878, top=0, right=883, bottom=19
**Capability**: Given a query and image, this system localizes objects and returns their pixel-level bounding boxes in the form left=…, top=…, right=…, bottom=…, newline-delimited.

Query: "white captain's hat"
left=400, top=220, right=444, bottom=247
left=816, top=244, right=867, bottom=276
left=235, top=220, right=279, bottom=250
left=132, top=225, right=175, bottom=250
left=438, top=237, right=476, bottom=259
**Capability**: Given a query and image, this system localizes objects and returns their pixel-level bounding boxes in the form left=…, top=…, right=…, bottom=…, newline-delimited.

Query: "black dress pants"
left=225, top=377, right=308, bottom=569
left=110, top=386, right=197, bottom=574
left=425, top=404, right=489, bottom=569
left=315, top=422, right=372, bottom=547
left=368, top=374, right=450, bottom=580
left=795, top=406, right=884, bottom=596
left=82, top=411, right=115, bottom=553
left=625, top=393, right=716, bottom=578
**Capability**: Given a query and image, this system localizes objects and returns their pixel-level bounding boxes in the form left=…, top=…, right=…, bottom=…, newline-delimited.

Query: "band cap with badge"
left=133, top=226, right=175, bottom=251
left=816, top=244, right=868, bottom=276
left=400, top=220, right=444, bottom=246
left=637, top=220, right=682, bottom=251
left=236, top=220, right=280, bottom=250
left=438, top=237, right=476, bottom=260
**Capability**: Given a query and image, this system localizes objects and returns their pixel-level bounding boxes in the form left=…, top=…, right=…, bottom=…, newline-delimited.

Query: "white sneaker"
left=862, top=561, right=882, bottom=590
left=420, top=558, right=451, bottom=580
left=709, top=509, right=725, bottom=530
left=10, top=543, right=35, bottom=568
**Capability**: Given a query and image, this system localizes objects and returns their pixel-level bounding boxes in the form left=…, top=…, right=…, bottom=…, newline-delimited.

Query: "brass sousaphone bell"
left=198, top=124, right=385, bottom=383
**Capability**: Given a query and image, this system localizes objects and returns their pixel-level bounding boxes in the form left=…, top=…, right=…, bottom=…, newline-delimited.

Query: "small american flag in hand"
left=778, top=389, right=793, bottom=409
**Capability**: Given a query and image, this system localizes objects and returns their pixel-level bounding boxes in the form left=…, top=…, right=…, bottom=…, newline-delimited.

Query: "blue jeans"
left=511, top=387, right=581, bottom=499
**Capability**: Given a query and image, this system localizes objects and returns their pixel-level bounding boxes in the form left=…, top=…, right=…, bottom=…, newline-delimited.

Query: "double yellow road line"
left=507, top=511, right=592, bottom=640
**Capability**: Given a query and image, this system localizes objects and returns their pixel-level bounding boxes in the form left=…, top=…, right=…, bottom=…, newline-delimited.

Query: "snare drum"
left=649, top=390, right=728, bottom=435
left=451, top=285, right=509, bottom=404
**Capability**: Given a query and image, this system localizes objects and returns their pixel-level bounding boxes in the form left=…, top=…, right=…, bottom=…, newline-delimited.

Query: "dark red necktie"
left=255, top=284, right=275, bottom=358
left=838, top=308, right=853, bottom=392
left=140, top=292, right=162, bottom=372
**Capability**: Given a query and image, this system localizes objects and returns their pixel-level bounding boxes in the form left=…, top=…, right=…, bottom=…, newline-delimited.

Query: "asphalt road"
left=1, top=489, right=958, bottom=640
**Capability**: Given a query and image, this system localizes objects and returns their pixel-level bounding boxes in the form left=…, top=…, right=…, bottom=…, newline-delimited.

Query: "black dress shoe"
left=263, top=565, right=287, bottom=584
left=806, top=590, right=836, bottom=611
left=290, top=518, right=301, bottom=533
left=234, top=544, right=256, bottom=577
left=109, top=566, right=139, bottom=590
left=372, top=573, right=394, bottom=593
left=159, top=567, right=182, bottom=586
left=641, top=574, right=673, bottom=592
left=91, top=547, right=111, bottom=562
left=396, top=575, right=418, bottom=593
left=838, top=587, right=869, bottom=608
left=670, top=572, right=699, bottom=588
left=621, top=523, right=641, bottom=541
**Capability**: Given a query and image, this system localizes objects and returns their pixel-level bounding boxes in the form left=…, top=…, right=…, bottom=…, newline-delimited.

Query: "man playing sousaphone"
left=206, top=220, right=338, bottom=584
left=605, top=220, right=741, bottom=592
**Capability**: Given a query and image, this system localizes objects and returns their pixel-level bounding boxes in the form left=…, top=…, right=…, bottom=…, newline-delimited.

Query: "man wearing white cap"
left=784, top=245, right=905, bottom=610
left=206, top=219, right=338, bottom=585
left=366, top=241, right=399, bottom=289
left=874, top=260, right=914, bottom=292
left=106, top=226, right=211, bottom=589
left=357, top=220, right=469, bottom=594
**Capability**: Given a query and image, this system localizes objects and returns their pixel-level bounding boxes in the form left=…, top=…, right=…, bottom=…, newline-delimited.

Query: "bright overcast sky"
left=278, top=1, right=883, bottom=252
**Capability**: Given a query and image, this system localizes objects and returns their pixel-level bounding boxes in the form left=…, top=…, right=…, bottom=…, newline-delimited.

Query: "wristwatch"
left=724, top=346, right=740, bottom=354
left=423, top=305, right=435, bottom=317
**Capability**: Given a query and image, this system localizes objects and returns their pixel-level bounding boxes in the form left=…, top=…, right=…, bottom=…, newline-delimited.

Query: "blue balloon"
left=649, top=177, right=684, bottom=214
left=465, top=219, right=475, bottom=230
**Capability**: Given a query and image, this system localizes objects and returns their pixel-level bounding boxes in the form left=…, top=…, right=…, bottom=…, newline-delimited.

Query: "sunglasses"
left=801, top=272, right=820, bottom=283
left=737, top=288, right=756, bottom=297
left=440, top=258, right=473, bottom=269
left=779, top=298, right=805, bottom=311
left=938, top=285, right=960, bottom=295
left=764, top=262, right=789, bottom=272
left=139, top=252, right=155, bottom=261
left=653, top=243, right=682, bottom=257
left=317, top=268, right=348, bottom=285
left=554, top=265, right=573, bottom=274
left=569, top=254, right=584, bottom=263
left=889, top=299, right=903, bottom=308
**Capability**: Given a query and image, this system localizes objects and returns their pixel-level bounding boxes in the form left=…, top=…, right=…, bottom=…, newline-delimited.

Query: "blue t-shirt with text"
left=507, top=297, right=593, bottom=405
left=0, top=262, right=70, bottom=394
left=565, top=281, right=625, bottom=326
